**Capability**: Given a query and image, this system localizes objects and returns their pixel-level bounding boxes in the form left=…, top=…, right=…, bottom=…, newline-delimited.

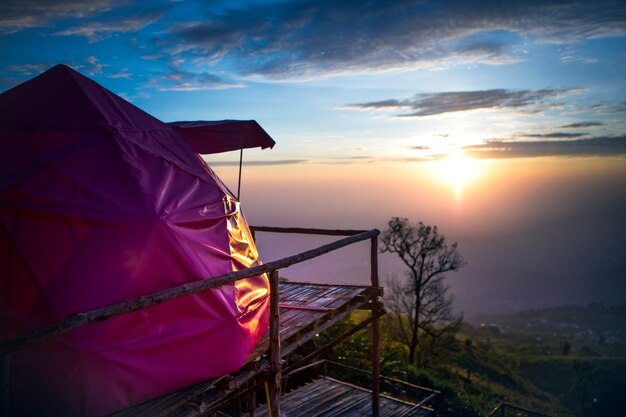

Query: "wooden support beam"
left=370, top=235, right=380, bottom=417
left=372, top=315, right=380, bottom=417
left=281, top=356, right=289, bottom=393
left=247, top=388, right=256, bottom=417
left=192, top=361, right=269, bottom=415
left=268, top=271, right=281, bottom=417
left=196, top=380, right=257, bottom=416
left=370, top=235, right=379, bottom=287
left=215, top=376, right=237, bottom=391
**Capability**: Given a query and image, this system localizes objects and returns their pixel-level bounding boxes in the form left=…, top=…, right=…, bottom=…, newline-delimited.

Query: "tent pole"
left=237, top=148, right=243, bottom=200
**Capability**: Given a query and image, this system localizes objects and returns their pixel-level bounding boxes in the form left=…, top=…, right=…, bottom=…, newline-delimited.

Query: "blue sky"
left=2, top=0, right=626, bottom=313
left=2, top=0, right=625, bottom=163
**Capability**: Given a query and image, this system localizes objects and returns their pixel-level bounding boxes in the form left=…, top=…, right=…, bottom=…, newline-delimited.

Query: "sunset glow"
left=433, top=152, right=483, bottom=199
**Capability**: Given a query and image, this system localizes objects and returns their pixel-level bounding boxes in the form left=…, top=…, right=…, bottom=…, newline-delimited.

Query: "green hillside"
left=305, top=304, right=626, bottom=417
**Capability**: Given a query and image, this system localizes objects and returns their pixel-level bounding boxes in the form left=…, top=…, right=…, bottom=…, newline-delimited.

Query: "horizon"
left=2, top=0, right=626, bottom=315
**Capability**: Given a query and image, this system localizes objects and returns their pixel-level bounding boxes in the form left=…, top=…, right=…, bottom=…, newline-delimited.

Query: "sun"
left=433, top=151, right=482, bottom=198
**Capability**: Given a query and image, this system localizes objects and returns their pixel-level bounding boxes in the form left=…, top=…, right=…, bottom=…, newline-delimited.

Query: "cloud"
left=117, top=90, right=151, bottom=103
left=0, top=0, right=120, bottom=33
left=342, top=88, right=573, bottom=117
left=0, top=77, right=19, bottom=90
left=80, top=56, right=104, bottom=75
left=140, top=54, right=162, bottom=61
left=150, top=71, right=244, bottom=91
left=559, top=121, right=603, bottom=128
left=4, top=62, right=54, bottom=76
left=463, top=136, right=626, bottom=159
left=206, top=159, right=307, bottom=166
left=53, top=12, right=163, bottom=42
left=520, top=132, right=587, bottom=139
left=3, top=57, right=125, bottom=83
left=559, top=53, right=599, bottom=64
left=166, top=0, right=626, bottom=78
left=108, top=72, right=133, bottom=79
left=596, top=101, right=626, bottom=114
left=3, top=60, right=103, bottom=85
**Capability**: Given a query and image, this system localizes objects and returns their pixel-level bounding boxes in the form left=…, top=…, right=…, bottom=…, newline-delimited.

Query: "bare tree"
left=381, top=217, right=465, bottom=366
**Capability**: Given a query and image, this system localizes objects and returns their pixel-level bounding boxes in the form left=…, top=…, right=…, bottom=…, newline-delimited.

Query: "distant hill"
left=306, top=306, right=626, bottom=416
left=468, top=302, right=626, bottom=344
left=458, top=304, right=626, bottom=416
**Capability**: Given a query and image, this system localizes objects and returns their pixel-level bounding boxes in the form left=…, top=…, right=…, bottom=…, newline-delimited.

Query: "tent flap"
left=168, top=120, right=276, bottom=154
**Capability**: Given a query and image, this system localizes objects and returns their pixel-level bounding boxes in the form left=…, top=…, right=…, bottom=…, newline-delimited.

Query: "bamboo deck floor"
left=254, top=377, right=431, bottom=417
left=250, top=281, right=374, bottom=358
left=109, top=282, right=378, bottom=417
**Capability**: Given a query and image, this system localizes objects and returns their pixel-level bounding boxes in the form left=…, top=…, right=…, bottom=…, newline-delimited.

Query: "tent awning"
left=168, top=120, right=275, bottom=154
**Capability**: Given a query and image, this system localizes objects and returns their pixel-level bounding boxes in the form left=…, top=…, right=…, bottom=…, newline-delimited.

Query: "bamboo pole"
left=370, top=235, right=379, bottom=287
left=395, top=393, right=439, bottom=417
left=0, top=229, right=379, bottom=356
left=268, top=271, right=281, bottom=417
left=250, top=226, right=367, bottom=236
left=247, top=388, right=256, bottom=417
left=372, top=316, right=381, bottom=417
left=203, top=380, right=261, bottom=417
left=196, top=360, right=270, bottom=414
left=495, top=401, right=553, bottom=417
left=370, top=235, right=381, bottom=417
left=486, top=402, right=504, bottom=417
left=323, top=360, right=440, bottom=395
left=282, top=360, right=326, bottom=378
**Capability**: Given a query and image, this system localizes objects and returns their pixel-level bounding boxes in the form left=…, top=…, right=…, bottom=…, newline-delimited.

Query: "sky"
left=1, top=0, right=626, bottom=315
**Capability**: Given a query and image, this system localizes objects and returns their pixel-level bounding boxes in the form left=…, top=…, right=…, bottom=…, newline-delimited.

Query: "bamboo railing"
left=486, top=400, right=553, bottom=417
left=284, top=359, right=440, bottom=417
left=0, top=227, right=381, bottom=417
left=250, top=225, right=382, bottom=417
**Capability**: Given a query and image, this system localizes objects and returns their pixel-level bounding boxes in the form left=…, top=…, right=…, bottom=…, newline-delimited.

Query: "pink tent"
left=0, top=65, right=272, bottom=416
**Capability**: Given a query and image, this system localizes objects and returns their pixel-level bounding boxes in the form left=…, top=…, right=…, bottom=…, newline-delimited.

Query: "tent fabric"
left=168, top=120, right=276, bottom=154
left=0, top=65, right=271, bottom=417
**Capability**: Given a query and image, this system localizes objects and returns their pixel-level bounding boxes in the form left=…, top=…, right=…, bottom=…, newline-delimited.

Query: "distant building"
left=479, top=323, right=501, bottom=336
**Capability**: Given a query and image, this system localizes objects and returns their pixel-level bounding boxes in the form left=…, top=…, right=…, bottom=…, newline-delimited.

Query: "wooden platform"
left=109, top=281, right=380, bottom=417
left=252, top=281, right=378, bottom=358
left=254, top=377, right=431, bottom=417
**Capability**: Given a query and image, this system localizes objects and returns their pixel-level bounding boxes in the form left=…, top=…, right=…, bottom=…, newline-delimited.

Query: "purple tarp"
left=0, top=65, right=272, bottom=416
